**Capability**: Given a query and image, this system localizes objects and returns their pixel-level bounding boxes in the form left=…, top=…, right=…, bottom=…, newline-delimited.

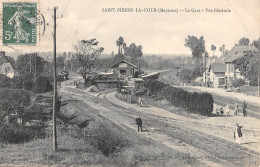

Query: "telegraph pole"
left=52, top=6, right=57, bottom=151
left=34, top=53, right=37, bottom=81
left=30, top=54, right=32, bottom=73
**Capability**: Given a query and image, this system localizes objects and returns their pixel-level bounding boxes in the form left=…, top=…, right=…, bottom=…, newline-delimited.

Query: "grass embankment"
left=1, top=92, right=201, bottom=166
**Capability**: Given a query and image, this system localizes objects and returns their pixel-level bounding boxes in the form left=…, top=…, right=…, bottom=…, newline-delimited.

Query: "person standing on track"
left=234, top=103, right=239, bottom=115
left=242, top=101, right=247, bottom=117
left=135, top=115, right=143, bottom=132
left=234, top=123, right=243, bottom=144
left=226, top=104, right=230, bottom=116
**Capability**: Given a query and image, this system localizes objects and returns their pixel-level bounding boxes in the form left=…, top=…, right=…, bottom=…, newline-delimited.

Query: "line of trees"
left=144, top=79, right=214, bottom=116
left=113, top=36, right=148, bottom=69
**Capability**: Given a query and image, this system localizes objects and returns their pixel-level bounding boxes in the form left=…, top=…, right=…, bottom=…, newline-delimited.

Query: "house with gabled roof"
left=208, top=63, right=225, bottom=87
left=111, top=60, right=137, bottom=77
left=0, top=51, right=15, bottom=78
left=224, top=45, right=258, bottom=87
left=203, top=56, right=224, bottom=85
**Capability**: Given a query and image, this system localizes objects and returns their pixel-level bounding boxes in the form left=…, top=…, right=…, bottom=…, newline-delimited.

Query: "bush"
left=249, top=78, right=258, bottom=86
left=0, top=89, right=31, bottom=120
left=146, top=79, right=214, bottom=116
left=89, top=123, right=129, bottom=156
left=11, top=73, right=34, bottom=90
left=0, top=124, right=45, bottom=143
left=232, top=78, right=245, bottom=87
left=144, top=79, right=168, bottom=95
left=0, top=74, right=11, bottom=88
left=32, top=76, right=53, bottom=93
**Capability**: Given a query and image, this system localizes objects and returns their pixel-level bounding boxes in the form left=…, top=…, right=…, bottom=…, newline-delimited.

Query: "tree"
left=184, top=35, right=205, bottom=76
left=32, top=76, right=53, bottom=93
left=116, top=36, right=126, bottom=55
left=56, top=56, right=65, bottom=69
left=0, top=89, right=31, bottom=119
left=0, top=74, right=11, bottom=88
left=124, top=43, right=143, bottom=65
left=238, top=37, right=250, bottom=46
left=211, top=44, right=216, bottom=56
left=234, top=53, right=258, bottom=85
left=73, top=39, right=104, bottom=78
left=5, top=56, right=15, bottom=66
left=251, top=37, right=260, bottom=51
left=15, top=53, right=46, bottom=75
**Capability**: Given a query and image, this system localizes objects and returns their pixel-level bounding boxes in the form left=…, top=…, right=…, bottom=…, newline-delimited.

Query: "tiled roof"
left=209, top=63, right=225, bottom=73
left=111, top=60, right=137, bottom=68
left=0, top=52, right=9, bottom=66
left=224, top=45, right=258, bottom=62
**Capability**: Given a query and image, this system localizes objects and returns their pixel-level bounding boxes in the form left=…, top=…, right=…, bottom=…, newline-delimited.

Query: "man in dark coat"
left=135, top=115, right=142, bottom=132
left=242, top=101, right=247, bottom=117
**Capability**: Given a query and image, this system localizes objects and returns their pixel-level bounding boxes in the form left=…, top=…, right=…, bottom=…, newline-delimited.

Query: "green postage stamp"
left=2, top=2, right=37, bottom=45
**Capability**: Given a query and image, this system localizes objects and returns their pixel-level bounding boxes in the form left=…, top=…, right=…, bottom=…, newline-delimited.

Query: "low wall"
left=95, top=82, right=118, bottom=90
left=115, top=92, right=135, bottom=104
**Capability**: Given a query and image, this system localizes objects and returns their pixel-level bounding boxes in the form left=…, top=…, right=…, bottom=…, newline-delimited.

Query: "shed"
left=111, top=60, right=137, bottom=76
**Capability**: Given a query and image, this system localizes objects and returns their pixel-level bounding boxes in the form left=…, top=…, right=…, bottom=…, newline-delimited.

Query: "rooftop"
left=209, top=63, right=225, bottom=73
left=111, top=60, right=137, bottom=68
left=224, top=45, right=258, bottom=62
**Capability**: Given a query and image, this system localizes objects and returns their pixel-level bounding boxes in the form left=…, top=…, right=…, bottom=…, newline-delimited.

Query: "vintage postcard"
left=0, top=0, right=259, bottom=167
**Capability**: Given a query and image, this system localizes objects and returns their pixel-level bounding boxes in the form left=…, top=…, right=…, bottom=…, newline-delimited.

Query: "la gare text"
left=102, top=8, right=231, bottom=13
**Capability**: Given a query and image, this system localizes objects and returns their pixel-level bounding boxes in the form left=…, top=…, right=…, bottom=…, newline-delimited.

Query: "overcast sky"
left=1, top=0, right=259, bottom=56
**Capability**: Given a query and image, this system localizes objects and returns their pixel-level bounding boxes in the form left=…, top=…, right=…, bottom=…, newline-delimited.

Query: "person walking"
left=242, top=101, right=247, bottom=117
left=234, top=123, right=243, bottom=144
left=135, top=115, right=143, bottom=132
left=234, top=103, right=239, bottom=116
left=138, top=97, right=141, bottom=106
left=226, top=104, right=230, bottom=116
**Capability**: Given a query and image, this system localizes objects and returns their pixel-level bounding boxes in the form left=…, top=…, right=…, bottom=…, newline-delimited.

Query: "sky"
left=0, top=0, right=259, bottom=57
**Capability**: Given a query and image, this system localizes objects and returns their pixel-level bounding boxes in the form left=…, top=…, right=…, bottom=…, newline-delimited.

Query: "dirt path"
left=58, top=85, right=260, bottom=167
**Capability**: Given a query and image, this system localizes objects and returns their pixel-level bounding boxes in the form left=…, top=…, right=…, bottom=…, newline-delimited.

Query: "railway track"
left=99, top=91, right=259, bottom=167
left=60, top=87, right=259, bottom=166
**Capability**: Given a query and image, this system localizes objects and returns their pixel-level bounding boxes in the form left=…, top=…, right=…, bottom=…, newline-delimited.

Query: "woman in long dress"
left=234, top=123, right=243, bottom=144
left=8, top=6, right=36, bottom=42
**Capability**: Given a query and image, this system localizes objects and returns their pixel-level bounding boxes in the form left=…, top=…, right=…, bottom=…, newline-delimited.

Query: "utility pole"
left=34, top=53, right=37, bottom=81
left=52, top=6, right=57, bottom=151
left=138, top=57, right=140, bottom=76
left=257, top=53, right=260, bottom=95
left=30, top=54, right=32, bottom=73
left=204, top=52, right=208, bottom=87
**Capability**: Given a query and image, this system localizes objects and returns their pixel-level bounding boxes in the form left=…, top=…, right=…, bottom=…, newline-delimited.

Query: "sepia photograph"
left=0, top=0, right=259, bottom=166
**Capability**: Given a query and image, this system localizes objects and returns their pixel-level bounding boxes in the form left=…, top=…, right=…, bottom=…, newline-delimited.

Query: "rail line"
left=99, top=91, right=259, bottom=166
left=61, top=87, right=259, bottom=166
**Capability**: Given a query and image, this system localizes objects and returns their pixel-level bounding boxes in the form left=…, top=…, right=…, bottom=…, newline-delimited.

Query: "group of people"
left=217, top=101, right=248, bottom=117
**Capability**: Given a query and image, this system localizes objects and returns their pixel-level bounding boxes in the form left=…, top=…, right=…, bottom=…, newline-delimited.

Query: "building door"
left=120, top=70, right=126, bottom=74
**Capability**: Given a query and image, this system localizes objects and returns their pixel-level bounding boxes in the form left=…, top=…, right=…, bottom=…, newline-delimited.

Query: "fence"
left=115, top=92, right=133, bottom=103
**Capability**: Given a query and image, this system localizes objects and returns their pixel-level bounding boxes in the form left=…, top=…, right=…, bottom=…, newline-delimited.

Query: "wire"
left=57, top=0, right=130, bottom=52
left=85, top=0, right=130, bottom=38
